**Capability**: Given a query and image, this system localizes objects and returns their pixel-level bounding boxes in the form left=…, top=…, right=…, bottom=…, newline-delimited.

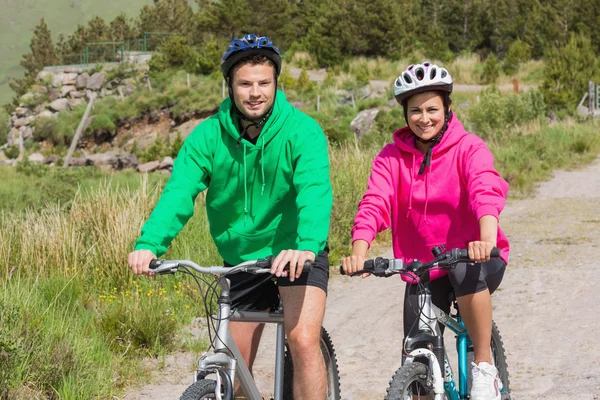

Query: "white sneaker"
left=470, top=361, right=502, bottom=400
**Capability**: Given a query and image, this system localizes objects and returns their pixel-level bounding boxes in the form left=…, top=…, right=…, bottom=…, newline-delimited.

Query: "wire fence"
left=50, top=32, right=180, bottom=68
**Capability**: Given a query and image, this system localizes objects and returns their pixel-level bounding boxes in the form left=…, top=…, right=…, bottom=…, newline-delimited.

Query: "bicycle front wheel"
left=385, top=362, right=435, bottom=400
left=283, top=326, right=341, bottom=399
left=179, top=379, right=217, bottom=400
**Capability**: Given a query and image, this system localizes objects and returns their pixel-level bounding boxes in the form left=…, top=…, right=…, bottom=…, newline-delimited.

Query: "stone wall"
left=6, top=65, right=146, bottom=149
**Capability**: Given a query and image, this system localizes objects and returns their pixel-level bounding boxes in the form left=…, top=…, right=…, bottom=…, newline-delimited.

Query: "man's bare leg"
left=279, top=285, right=327, bottom=400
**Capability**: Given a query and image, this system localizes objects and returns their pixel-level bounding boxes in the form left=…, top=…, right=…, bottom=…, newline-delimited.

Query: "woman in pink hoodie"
left=342, top=62, right=509, bottom=400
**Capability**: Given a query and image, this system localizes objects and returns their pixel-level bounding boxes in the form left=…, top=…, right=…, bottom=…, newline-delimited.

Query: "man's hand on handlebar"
left=270, top=249, right=315, bottom=281
left=128, top=249, right=156, bottom=276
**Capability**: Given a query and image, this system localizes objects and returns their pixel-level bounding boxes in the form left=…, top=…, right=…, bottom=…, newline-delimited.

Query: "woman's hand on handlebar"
left=341, top=254, right=370, bottom=278
left=467, top=241, right=495, bottom=263
left=128, top=249, right=156, bottom=276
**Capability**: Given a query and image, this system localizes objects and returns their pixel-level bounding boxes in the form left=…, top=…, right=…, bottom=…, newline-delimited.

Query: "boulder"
left=36, top=70, right=53, bottom=81
left=86, top=151, right=120, bottom=169
left=60, top=85, right=76, bottom=98
left=52, top=72, right=65, bottom=87
left=13, top=117, right=33, bottom=128
left=159, top=156, right=174, bottom=169
left=350, top=108, right=380, bottom=140
left=137, top=161, right=160, bottom=173
left=37, top=110, right=56, bottom=119
left=44, top=154, right=60, bottom=165
left=14, top=107, right=31, bottom=117
left=20, top=126, right=34, bottom=141
left=118, top=152, right=139, bottom=169
left=76, top=73, right=90, bottom=90
left=69, top=157, right=91, bottom=167
left=62, top=73, right=78, bottom=85
left=49, top=98, right=70, bottom=112
left=87, top=72, right=107, bottom=90
left=28, top=153, right=45, bottom=164
left=68, top=98, right=84, bottom=108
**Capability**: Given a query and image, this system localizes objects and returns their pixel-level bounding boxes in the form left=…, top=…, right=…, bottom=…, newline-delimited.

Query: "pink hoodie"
left=352, top=113, right=510, bottom=282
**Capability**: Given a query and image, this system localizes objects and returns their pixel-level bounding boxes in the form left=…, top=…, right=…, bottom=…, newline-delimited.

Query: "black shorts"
left=225, top=250, right=330, bottom=311
left=403, top=257, right=506, bottom=338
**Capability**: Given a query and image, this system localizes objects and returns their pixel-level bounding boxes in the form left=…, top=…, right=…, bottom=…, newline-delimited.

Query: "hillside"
left=0, top=0, right=154, bottom=105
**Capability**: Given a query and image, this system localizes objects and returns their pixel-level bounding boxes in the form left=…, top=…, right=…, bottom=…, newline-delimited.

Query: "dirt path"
left=123, top=159, right=600, bottom=399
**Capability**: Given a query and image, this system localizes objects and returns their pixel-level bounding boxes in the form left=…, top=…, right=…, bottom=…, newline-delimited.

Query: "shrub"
left=503, top=39, right=531, bottom=76
left=33, top=117, right=58, bottom=141
left=480, top=54, right=500, bottom=84
left=4, top=145, right=20, bottom=159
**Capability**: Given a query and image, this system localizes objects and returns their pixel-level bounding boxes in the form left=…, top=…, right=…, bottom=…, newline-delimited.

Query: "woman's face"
left=406, top=91, right=446, bottom=142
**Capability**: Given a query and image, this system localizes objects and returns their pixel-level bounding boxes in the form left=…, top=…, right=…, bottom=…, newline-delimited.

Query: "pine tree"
left=9, top=18, right=57, bottom=99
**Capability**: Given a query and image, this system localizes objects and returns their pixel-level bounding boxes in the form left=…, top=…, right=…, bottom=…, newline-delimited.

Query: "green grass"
left=0, top=0, right=154, bottom=105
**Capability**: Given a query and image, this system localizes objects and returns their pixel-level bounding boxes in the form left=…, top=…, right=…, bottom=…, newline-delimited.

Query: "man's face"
left=231, top=62, right=276, bottom=121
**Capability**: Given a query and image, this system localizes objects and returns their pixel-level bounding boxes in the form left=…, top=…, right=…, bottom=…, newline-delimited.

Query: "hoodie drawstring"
left=261, top=137, right=265, bottom=196
left=243, top=143, right=248, bottom=226
left=406, top=153, right=415, bottom=219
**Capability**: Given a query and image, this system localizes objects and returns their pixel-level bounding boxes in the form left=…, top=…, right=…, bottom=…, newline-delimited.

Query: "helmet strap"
left=417, top=110, right=452, bottom=175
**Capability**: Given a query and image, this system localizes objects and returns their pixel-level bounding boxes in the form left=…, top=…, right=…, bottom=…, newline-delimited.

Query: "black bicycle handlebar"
left=339, top=247, right=500, bottom=277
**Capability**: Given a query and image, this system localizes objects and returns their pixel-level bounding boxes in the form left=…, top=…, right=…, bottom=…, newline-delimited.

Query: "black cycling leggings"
left=403, top=257, right=506, bottom=339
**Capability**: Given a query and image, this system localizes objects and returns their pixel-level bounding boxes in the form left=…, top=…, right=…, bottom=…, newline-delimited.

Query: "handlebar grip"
left=302, top=261, right=313, bottom=272
left=338, top=259, right=375, bottom=276
left=457, top=247, right=501, bottom=260
left=149, top=259, right=161, bottom=270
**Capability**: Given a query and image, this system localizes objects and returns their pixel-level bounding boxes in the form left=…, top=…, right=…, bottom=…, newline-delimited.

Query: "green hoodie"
left=135, top=91, right=332, bottom=264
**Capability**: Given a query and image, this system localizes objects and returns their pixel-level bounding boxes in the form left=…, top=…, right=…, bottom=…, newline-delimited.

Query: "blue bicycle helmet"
left=221, top=34, right=282, bottom=78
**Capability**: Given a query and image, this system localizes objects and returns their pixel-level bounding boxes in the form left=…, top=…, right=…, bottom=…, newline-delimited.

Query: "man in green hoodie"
left=127, top=34, right=333, bottom=399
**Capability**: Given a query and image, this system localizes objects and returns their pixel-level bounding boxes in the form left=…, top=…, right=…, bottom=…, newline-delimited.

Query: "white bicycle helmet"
left=393, top=62, right=453, bottom=104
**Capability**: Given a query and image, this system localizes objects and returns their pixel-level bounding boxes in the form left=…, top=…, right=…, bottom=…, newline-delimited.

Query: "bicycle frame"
left=196, top=275, right=287, bottom=400
left=402, top=282, right=472, bottom=400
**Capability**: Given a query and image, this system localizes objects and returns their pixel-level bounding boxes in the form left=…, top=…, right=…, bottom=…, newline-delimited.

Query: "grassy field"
left=0, top=0, right=154, bottom=105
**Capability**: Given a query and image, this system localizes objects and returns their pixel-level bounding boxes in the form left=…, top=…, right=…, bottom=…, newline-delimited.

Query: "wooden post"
left=63, top=93, right=96, bottom=167
left=589, top=81, right=595, bottom=116
left=147, top=77, right=153, bottom=92
left=222, top=79, right=225, bottom=98
left=513, top=78, right=519, bottom=94
left=117, top=87, right=125, bottom=102
left=351, top=93, right=356, bottom=109
left=317, top=94, right=320, bottom=111
left=187, top=73, right=191, bottom=88
left=18, top=130, right=24, bottom=153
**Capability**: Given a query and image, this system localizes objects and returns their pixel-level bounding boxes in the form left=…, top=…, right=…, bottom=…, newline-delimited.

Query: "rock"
left=36, top=70, right=53, bottom=81
left=28, top=153, right=45, bottom=164
left=60, top=85, right=76, bottom=98
left=37, top=110, right=56, bottom=119
left=62, top=73, right=78, bottom=86
left=123, top=85, right=135, bottom=96
left=64, top=67, right=82, bottom=74
left=355, top=84, right=371, bottom=100
left=44, top=154, right=60, bottom=165
left=49, top=98, right=70, bottom=112
left=68, top=98, right=84, bottom=108
left=86, top=151, right=120, bottom=169
left=34, top=104, right=46, bottom=114
left=20, top=126, right=34, bottom=141
left=137, top=161, right=160, bottom=173
left=69, top=157, right=91, bottom=167
left=20, top=93, right=35, bottom=103
left=7, top=128, right=19, bottom=146
left=14, top=107, right=31, bottom=117
left=52, top=72, right=65, bottom=87
left=87, top=72, right=107, bottom=90
left=350, top=108, right=380, bottom=139
left=158, top=169, right=172, bottom=176
left=118, top=152, right=139, bottom=169
left=76, top=73, right=90, bottom=90
left=69, top=90, right=83, bottom=99
left=13, top=117, right=33, bottom=128
left=159, top=156, right=174, bottom=169
left=31, top=85, right=48, bottom=95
